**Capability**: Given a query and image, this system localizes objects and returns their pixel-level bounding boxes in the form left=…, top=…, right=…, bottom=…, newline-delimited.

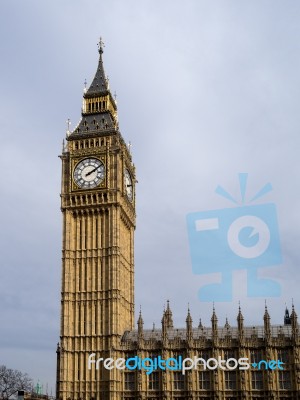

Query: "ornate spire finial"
left=138, top=305, right=143, bottom=320
left=166, top=300, right=172, bottom=315
left=290, top=303, right=298, bottom=336
left=211, top=305, right=217, bottom=321
left=211, top=305, right=218, bottom=337
left=264, top=303, right=271, bottom=340
left=237, top=303, right=244, bottom=323
left=66, top=118, right=71, bottom=137
left=264, top=301, right=270, bottom=318
left=137, top=306, right=144, bottom=338
left=128, top=141, right=132, bottom=154
left=237, top=302, right=244, bottom=333
left=163, top=299, right=173, bottom=329
left=84, top=79, right=87, bottom=93
left=225, top=317, right=230, bottom=329
left=186, top=305, right=193, bottom=340
left=198, top=318, right=203, bottom=329
left=98, top=37, right=105, bottom=54
left=212, top=303, right=217, bottom=321
left=284, top=305, right=291, bottom=325
left=186, top=305, right=192, bottom=322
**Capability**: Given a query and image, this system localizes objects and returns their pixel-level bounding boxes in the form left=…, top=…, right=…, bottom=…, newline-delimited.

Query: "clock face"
left=125, top=169, right=133, bottom=201
left=73, top=158, right=105, bottom=189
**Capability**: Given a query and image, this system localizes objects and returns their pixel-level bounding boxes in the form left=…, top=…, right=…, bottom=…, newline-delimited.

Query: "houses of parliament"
left=55, top=41, right=300, bottom=400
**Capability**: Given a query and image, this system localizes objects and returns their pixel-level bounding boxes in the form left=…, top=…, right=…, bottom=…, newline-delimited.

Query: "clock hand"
left=85, top=166, right=100, bottom=177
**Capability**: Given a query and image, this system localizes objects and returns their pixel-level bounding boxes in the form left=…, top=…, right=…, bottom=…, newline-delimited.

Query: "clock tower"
left=57, top=40, right=136, bottom=400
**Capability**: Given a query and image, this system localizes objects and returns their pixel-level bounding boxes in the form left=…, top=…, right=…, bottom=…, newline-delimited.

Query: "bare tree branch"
left=0, top=366, right=33, bottom=400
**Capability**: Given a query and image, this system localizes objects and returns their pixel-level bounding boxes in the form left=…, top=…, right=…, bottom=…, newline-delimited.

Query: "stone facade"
left=117, top=303, right=300, bottom=399
left=56, top=42, right=300, bottom=400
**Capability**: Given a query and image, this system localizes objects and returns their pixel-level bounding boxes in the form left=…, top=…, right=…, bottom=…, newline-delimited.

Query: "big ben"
left=56, top=40, right=136, bottom=400
left=56, top=40, right=300, bottom=400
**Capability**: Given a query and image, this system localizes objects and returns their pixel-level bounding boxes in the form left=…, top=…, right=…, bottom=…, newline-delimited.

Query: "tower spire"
left=224, top=317, right=230, bottom=330
left=137, top=307, right=144, bottom=340
left=264, top=303, right=271, bottom=340
left=186, top=305, right=193, bottom=341
left=211, top=304, right=218, bottom=335
left=290, top=303, right=298, bottom=338
left=86, top=38, right=109, bottom=96
left=237, top=303, right=244, bottom=341
left=58, top=41, right=136, bottom=400
left=69, top=39, right=118, bottom=136
left=284, top=305, right=291, bottom=325
left=164, top=300, right=174, bottom=328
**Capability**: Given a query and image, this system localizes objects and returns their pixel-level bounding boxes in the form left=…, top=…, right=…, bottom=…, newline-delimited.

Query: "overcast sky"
left=0, top=0, right=300, bottom=393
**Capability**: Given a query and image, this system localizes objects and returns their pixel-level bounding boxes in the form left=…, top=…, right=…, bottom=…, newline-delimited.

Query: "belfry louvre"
left=56, top=41, right=300, bottom=400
